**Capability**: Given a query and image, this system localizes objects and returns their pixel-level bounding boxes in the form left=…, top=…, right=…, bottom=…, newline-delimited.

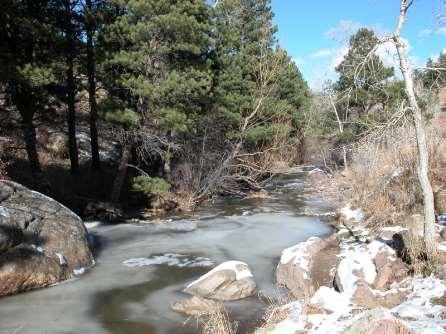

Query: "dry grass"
left=402, top=233, right=440, bottom=276
left=336, top=125, right=446, bottom=230
left=335, top=123, right=446, bottom=276
left=256, top=290, right=295, bottom=333
left=199, top=305, right=237, bottom=334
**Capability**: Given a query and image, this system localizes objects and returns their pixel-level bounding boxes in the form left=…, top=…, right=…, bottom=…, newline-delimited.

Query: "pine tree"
left=84, top=0, right=101, bottom=170
left=335, top=28, right=394, bottom=116
left=212, top=0, right=278, bottom=135
left=419, top=52, right=446, bottom=89
left=101, top=0, right=213, bottom=201
left=0, top=0, right=58, bottom=175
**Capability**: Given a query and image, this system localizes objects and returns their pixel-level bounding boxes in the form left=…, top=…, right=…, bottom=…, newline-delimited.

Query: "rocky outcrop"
left=351, top=281, right=410, bottom=309
left=277, top=237, right=339, bottom=299
left=171, top=296, right=222, bottom=316
left=342, top=308, right=414, bottom=334
left=0, top=180, right=94, bottom=296
left=334, top=240, right=409, bottom=309
left=184, top=261, right=256, bottom=301
left=335, top=241, right=407, bottom=292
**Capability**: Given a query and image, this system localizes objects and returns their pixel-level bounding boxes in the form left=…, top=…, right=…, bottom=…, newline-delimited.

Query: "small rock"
left=184, top=261, right=256, bottom=301
left=342, top=308, right=414, bottom=334
left=171, top=296, right=222, bottom=316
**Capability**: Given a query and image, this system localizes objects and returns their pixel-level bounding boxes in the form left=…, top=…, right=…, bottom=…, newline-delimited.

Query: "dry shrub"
left=256, top=291, right=295, bottom=332
left=199, top=306, right=237, bottom=334
left=403, top=233, right=440, bottom=276
left=337, top=125, right=446, bottom=230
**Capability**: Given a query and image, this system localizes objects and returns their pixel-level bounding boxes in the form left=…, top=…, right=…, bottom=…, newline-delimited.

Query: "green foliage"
left=335, top=28, right=394, bottom=112
left=417, top=52, right=446, bottom=90
left=212, top=0, right=310, bottom=148
left=102, top=0, right=213, bottom=135
left=132, top=175, right=170, bottom=195
left=18, top=64, right=56, bottom=87
left=99, top=97, right=139, bottom=128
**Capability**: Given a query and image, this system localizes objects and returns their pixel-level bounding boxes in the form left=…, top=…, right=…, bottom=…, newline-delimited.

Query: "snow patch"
left=31, top=244, right=44, bottom=253
left=0, top=206, right=10, bottom=218
left=310, top=286, right=350, bottom=314
left=381, top=225, right=407, bottom=233
left=186, top=261, right=252, bottom=289
left=55, top=252, right=67, bottom=266
left=84, top=221, right=102, bottom=229
left=336, top=240, right=393, bottom=297
left=392, top=276, right=446, bottom=333
left=73, top=267, right=85, bottom=275
left=438, top=242, right=446, bottom=253
left=340, top=204, right=363, bottom=222
left=309, top=168, right=324, bottom=175
left=123, top=254, right=214, bottom=268
left=280, top=237, right=320, bottom=269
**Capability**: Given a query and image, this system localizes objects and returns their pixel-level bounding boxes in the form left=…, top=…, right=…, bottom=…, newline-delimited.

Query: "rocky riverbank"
left=256, top=169, right=446, bottom=334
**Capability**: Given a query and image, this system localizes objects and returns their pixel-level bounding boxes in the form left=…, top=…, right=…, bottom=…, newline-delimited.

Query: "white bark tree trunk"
left=394, top=0, right=436, bottom=253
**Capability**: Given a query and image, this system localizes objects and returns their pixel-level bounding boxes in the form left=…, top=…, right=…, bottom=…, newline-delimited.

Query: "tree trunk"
left=394, top=0, right=436, bottom=253
left=111, top=145, right=131, bottom=203
left=10, top=83, right=42, bottom=175
left=86, top=0, right=100, bottom=170
left=22, top=118, right=42, bottom=175
left=297, top=129, right=306, bottom=165
left=65, top=0, right=79, bottom=174
left=342, top=145, right=348, bottom=171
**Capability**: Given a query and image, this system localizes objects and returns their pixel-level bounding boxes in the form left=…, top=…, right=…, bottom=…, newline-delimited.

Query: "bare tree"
left=393, top=0, right=436, bottom=253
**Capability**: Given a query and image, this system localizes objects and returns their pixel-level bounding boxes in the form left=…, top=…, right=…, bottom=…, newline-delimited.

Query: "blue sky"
left=271, top=0, right=446, bottom=90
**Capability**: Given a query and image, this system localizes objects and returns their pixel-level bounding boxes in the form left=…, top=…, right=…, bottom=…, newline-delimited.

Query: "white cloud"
left=325, top=20, right=363, bottom=42
left=330, top=46, right=349, bottom=70
left=417, top=26, right=446, bottom=38
left=311, top=49, right=333, bottom=59
left=436, top=27, right=446, bottom=35
left=418, top=28, right=433, bottom=38
left=292, top=56, right=305, bottom=67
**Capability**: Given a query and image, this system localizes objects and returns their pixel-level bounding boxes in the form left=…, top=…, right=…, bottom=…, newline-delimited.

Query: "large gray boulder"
left=184, top=261, right=256, bottom=301
left=0, top=180, right=94, bottom=296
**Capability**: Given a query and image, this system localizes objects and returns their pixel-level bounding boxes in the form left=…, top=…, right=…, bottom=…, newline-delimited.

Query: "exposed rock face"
left=184, top=261, right=256, bottom=301
left=0, top=180, right=94, bottom=296
left=0, top=225, right=23, bottom=254
left=342, top=308, right=414, bottom=334
left=335, top=241, right=407, bottom=293
left=277, top=237, right=339, bottom=299
left=372, top=243, right=408, bottom=291
left=171, top=296, right=222, bottom=316
left=351, top=281, right=410, bottom=309
left=334, top=240, right=409, bottom=309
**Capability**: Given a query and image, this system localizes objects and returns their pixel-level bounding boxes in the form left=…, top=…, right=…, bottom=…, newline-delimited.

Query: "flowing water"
left=0, top=168, right=332, bottom=334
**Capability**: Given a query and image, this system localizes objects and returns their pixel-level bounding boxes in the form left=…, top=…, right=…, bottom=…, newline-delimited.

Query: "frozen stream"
left=0, top=169, right=332, bottom=334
